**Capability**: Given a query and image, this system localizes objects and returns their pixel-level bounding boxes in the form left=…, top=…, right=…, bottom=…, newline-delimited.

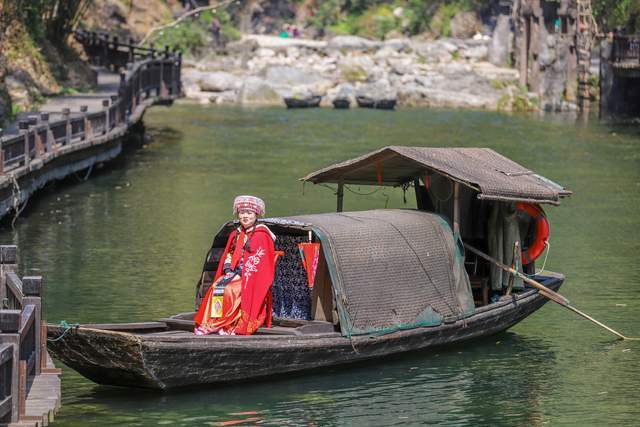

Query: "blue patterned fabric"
left=272, top=235, right=312, bottom=320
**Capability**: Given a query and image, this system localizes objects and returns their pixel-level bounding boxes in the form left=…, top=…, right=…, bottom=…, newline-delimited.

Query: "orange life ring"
left=516, top=203, right=549, bottom=265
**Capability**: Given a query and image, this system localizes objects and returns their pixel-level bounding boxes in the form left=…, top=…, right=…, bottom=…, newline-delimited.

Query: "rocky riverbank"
left=181, top=34, right=550, bottom=112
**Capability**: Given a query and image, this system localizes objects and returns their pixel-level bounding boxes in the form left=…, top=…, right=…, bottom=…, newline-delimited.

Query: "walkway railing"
left=0, top=30, right=182, bottom=175
left=612, top=35, right=640, bottom=66
left=0, top=245, right=46, bottom=423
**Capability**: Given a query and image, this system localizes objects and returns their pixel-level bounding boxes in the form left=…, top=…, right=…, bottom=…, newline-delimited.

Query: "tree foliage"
left=305, top=0, right=491, bottom=38
left=2, top=0, right=91, bottom=46
left=591, top=0, right=639, bottom=33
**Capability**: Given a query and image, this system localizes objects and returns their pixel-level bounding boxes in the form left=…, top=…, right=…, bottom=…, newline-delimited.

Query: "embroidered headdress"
left=233, top=195, right=265, bottom=217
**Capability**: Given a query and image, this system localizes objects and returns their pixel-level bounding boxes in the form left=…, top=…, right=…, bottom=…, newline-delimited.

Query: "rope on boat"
left=47, top=320, right=80, bottom=342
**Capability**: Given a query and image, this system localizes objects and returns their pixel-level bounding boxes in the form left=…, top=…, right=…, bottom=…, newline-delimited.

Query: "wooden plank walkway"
left=4, top=69, right=120, bottom=137
left=0, top=34, right=181, bottom=221
left=4, top=354, right=61, bottom=427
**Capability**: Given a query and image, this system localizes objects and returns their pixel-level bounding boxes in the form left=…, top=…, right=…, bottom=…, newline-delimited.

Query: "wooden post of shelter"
left=453, top=181, right=460, bottom=235
left=336, top=179, right=344, bottom=213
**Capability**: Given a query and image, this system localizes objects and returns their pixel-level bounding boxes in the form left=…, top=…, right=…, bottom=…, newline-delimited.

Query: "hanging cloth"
left=298, top=242, right=321, bottom=288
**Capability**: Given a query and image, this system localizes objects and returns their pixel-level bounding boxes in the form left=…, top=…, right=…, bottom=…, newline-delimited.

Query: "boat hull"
left=47, top=275, right=563, bottom=390
left=284, top=96, right=322, bottom=108
left=356, top=96, right=397, bottom=110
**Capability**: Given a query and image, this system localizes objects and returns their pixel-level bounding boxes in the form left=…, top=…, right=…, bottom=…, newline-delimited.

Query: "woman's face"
left=238, top=209, right=257, bottom=229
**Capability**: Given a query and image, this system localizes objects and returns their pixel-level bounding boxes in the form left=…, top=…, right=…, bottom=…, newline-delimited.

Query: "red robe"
left=194, top=224, right=276, bottom=335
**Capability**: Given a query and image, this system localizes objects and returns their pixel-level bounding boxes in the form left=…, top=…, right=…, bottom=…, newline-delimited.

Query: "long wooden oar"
left=464, top=243, right=639, bottom=341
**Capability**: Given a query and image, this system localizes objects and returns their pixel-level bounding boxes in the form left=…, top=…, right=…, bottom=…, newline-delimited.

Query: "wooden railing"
left=613, top=35, right=640, bottom=65
left=0, top=30, right=182, bottom=175
left=0, top=245, right=46, bottom=423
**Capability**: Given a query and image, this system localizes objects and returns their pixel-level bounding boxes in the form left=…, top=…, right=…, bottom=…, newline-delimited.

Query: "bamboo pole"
left=463, top=243, right=639, bottom=341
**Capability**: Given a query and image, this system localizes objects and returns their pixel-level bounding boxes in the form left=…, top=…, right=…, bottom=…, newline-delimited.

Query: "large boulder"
left=488, top=14, right=512, bottom=66
left=237, top=77, right=280, bottom=105
left=328, top=36, right=381, bottom=51
left=356, top=79, right=397, bottom=100
left=197, top=72, right=240, bottom=92
left=450, top=11, right=482, bottom=39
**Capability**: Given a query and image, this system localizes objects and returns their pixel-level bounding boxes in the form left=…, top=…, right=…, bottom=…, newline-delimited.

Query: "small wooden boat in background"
left=284, top=96, right=322, bottom=108
left=356, top=96, right=396, bottom=110
left=332, top=98, right=351, bottom=109
left=48, top=147, right=572, bottom=390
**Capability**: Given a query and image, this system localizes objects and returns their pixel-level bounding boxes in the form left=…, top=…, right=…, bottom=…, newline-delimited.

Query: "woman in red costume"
left=194, top=195, right=276, bottom=336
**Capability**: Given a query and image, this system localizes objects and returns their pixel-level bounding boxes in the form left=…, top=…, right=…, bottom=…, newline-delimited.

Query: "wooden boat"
left=283, top=96, right=322, bottom=109
left=47, top=146, right=572, bottom=390
left=356, top=96, right=396, bottom=110
left=332, top=98, right=351, bottom=109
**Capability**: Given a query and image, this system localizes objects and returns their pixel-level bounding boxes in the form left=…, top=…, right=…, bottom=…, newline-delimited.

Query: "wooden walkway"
left=8, top=356, right=61, bottom=427
left=0, top=30, right=182, bottom=221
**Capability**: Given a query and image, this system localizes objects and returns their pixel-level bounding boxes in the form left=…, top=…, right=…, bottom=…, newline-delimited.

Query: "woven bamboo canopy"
left=301, top=146, right=572, bottom=205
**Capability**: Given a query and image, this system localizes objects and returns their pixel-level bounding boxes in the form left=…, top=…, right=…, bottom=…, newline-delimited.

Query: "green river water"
left=2, top=105, right=639, bottom=426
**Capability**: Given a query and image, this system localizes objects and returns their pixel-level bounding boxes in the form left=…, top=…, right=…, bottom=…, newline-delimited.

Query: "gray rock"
left=461, top=45, right=488, bottom=61
left=225, top=38, right=259, bottom=55
left=238, top=77, right=280, bottom=105
left=414, top=73, right=446, bottom=88
left=384, top=38, right=412, bottom=52
left=411, top=41, right=453, bottom=63
left=210, top=90, right=239, bottom=105
left=356, top=79, right=397, bottom=100
left=388, top=58, right=414, bottom=75
left=330, top=83, right=356, bottom=100
left=197, top=72, right=240, bottom=92
left=256, top=48, right=276, bottom=58
left=488, top=14, right=512, bottom=66
left=328, top=36, right=381, bottom=51
left=263, top=66, right=326, bottom=87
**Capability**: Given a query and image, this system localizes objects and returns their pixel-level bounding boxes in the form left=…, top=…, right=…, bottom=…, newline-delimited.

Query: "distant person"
left=292, top=25, right=300, bottom=38
left=194, top=196, right=276, bottom=336
left=210, top=17, right=221, bottom=47
left=279, top=24, right=290, bottom=38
